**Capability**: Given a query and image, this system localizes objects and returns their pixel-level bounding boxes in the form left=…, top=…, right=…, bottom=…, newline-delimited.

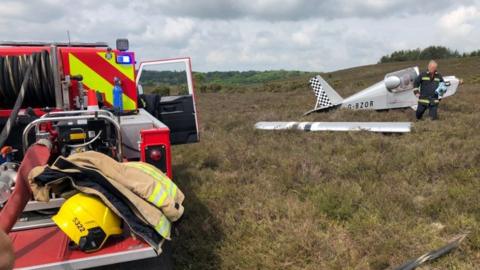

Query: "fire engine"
left=0, top=39, right=199, bottom=269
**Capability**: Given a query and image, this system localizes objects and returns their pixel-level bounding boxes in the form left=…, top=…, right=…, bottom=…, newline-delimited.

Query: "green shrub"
left=309, top=183, right=363, bottom=221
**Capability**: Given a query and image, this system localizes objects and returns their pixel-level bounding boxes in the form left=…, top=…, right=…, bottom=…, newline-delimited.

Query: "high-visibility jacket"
left=66, top=151, right=184, bottom=222
left=414, top=70, right=444, bottom=99
left=29, top=152, right=184, bottom=249
left=29, top=163, right=165, bottom=252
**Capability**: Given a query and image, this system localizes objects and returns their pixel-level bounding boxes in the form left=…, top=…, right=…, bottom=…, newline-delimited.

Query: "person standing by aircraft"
left=414, top=60, right=444, bottom=120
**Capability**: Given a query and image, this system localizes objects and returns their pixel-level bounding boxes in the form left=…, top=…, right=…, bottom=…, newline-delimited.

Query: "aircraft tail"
left=305, top=75, right=343, bottom=115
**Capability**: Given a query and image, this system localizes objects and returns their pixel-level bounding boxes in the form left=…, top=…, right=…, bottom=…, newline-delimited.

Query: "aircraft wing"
left=255, top=121, right=412, bottom=133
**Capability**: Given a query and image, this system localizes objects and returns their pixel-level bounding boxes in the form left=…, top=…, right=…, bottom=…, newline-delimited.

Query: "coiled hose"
left=0, top=51, right=55, bottom=108
left=0, top=51, right=54, bottom=148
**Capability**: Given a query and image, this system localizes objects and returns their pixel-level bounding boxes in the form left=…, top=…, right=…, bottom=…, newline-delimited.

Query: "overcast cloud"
left=0, top=0, right=479, bottom=71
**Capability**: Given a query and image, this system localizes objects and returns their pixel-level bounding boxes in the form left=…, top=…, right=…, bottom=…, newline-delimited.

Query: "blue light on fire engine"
left=116, top=54, right=132, bottom=64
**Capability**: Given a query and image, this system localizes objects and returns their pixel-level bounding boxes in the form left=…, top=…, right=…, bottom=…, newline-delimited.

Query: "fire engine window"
left=385, top=67, right=418, bottom=93
left=138, top=62, right=190, bottom=96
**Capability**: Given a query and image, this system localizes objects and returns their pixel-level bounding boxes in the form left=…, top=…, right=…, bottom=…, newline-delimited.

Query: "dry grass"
left=171, top=57, right=480, bottom=269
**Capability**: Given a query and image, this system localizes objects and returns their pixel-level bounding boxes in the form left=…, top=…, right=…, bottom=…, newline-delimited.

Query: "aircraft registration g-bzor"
left=304, top=67, right=461, bottom=115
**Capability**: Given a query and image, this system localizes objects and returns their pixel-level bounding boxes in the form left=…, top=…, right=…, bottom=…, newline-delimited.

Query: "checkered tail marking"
left=309, top=77, right=333, bottom=109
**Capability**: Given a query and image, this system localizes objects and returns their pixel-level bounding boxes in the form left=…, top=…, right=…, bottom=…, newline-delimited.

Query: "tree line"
left=139, top=70, right=312, bottom=87
left=379, top=46, right=480, bottom=63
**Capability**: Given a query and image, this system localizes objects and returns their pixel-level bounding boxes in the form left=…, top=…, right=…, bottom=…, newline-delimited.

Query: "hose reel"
left=0, top=51, right=55, bottom=149
left=0, top=51, right=55, bottom=108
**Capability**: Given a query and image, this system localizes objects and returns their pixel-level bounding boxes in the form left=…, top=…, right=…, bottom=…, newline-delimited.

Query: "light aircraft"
left=304, top=67, right=461, bottom=115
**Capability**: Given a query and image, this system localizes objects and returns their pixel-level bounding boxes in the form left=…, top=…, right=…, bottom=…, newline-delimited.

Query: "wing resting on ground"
left=255, top=122, right=412, bottom=133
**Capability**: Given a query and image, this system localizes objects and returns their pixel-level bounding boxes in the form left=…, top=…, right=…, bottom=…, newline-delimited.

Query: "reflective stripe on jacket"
left=66, top=151, right=185, bottom=222
left=418, top=98, right=440, bottom=105
left=124, top=162, right=182, bottom=218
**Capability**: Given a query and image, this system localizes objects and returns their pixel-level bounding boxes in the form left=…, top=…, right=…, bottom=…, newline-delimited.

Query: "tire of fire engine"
left=0, top=54, right=36, bottom=149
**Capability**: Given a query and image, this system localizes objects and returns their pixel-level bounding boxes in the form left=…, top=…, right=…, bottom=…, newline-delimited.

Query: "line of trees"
left=379, top=46, right=480, bottom=63
left=196, top=70, right=310, bottom=85
left=139, top=70, right=312, bottom=87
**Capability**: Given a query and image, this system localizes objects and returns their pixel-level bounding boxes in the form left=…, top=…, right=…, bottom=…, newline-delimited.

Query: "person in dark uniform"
left=413, top=60, right=444, bottom=120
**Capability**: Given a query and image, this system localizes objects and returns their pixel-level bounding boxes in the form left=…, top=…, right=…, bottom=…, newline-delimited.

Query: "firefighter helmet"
left=52, top=193, right=123, bottom=252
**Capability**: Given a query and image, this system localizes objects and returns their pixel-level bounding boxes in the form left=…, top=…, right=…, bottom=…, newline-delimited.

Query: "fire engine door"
left=136, top=58, right=199, bottom=145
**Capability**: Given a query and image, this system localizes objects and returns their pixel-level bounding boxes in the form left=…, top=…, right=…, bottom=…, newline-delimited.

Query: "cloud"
left=439, top=6, right=479, bottom=35
left=0, top=0, right=63, bottom=23
left=0, top=1, right=478, bottom=71
left=129, top=18, right=196, bottom=48
left=433, top=4, right=480, bottom=52
left=148, top=0, right=465, bottom=21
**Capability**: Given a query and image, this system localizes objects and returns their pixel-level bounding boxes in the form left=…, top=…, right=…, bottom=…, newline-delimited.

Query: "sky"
left=0, top=0, right=479, bottom=72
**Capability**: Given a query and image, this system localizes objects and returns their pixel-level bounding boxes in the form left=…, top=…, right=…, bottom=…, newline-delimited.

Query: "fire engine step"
left=11, top=198, right=66, bottom=231
left=23, top=198, right=65, bottom=212
left=12, top=217, right=55, bottom=231
left=10, top=226, right=156, bottom=270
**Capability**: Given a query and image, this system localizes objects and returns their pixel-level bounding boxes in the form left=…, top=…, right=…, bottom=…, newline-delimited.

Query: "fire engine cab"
left=0, top=39, right=199, bottom=269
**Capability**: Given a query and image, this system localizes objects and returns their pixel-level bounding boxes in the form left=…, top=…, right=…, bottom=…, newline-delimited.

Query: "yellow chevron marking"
left=69, top=53, right=136, bottom=109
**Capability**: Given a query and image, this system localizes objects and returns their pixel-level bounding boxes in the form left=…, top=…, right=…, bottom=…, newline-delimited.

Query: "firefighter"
left=414, top=60, right=444, bottom=120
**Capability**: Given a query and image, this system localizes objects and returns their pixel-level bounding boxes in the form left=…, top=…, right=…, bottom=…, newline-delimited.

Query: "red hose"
left=0, top=143, right=50, bottom=233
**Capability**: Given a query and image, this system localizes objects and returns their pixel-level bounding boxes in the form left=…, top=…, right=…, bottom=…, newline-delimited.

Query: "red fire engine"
left=0, top=39, right=199, bottom=269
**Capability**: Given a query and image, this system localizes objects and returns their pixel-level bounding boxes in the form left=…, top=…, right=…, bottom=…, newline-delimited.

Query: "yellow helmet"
left=52, top=193, right=123, bottom=252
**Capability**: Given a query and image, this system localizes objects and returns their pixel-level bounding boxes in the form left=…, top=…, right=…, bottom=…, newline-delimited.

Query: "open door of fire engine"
left=136, top=58, right=199, bottom=145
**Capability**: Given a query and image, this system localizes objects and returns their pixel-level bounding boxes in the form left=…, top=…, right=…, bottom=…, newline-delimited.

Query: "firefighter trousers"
left=416, top=100, right=439, bottom=120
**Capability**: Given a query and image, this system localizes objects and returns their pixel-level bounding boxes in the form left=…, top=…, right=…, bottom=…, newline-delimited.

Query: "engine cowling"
left=384, top=76, right=401, bottom=91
